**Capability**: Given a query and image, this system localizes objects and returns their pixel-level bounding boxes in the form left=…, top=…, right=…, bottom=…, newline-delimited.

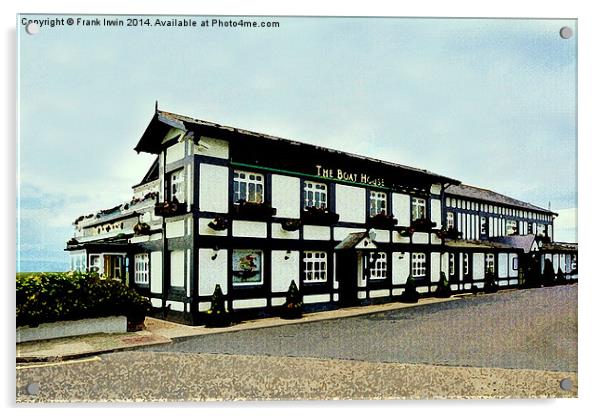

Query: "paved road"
left=16, top=351, right=577, bottom=402
left=143, top=285, right=578, bottom=372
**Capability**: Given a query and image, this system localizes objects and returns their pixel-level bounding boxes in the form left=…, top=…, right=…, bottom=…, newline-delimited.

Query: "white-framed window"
left=369, top=191, right=387, bottom=217
left=303, top=181, right=327, bottom=209
left=463, top=253, right=470, bottom=276
left=486, top=253, right=495, bottom=274
left=232, top=249, right=263, bottom=286
left=411, top=252, right=427, bottom=278
left=449, top=253, right=455, bottom=276
left=70, top=252, right=86, bottom=272
left=512, top=257, right=519, bottom=270
left=170, top=169, right=185, bottom=202
left=506, top=220, right=518, bottom=236
left=367, top=252, right=388, bottom=280
left=233, top=170, right=264, bottom=204
left=480, top=216, right=488, bottom=235
left=446, top=212, right=455, bottom=230
left=89, top=254, right=101, bottom=273
left=536, top=223, right=546, bottom=237
left=134, top=253, right=150, bottom=284
left=411, top=197, right=426, bottom=221
left=302, top=251, right=328, bottom=283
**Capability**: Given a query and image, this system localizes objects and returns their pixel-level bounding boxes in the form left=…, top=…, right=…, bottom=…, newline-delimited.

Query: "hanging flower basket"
left=208, top=216, right=229, bottom=231
left=301, top=206, right=339, bottom=226
left=133, top=221, right=151, bottom=235
left=281, top=219, right=302, bottom=232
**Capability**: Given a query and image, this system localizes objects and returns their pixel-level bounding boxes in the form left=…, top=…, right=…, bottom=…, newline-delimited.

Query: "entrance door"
left=103, top=255, right=124, bottom=281
left=336, top=250, right=360, bottom=307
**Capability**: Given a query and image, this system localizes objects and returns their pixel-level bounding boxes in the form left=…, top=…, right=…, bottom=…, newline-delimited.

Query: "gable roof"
left=446, top=183, right=555, bottom=215
left=135, top=108, right=460, bottom=186
left=489, top=235, right=538, bottom=253
left=335, top=232, right=378, bottom=250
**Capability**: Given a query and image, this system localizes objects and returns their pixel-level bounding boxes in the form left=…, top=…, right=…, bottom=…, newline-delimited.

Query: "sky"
left=17, top=16, right=577, bottom=271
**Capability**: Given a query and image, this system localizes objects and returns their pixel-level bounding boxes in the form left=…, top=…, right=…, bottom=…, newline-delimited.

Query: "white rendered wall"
left=272, top=250, right=300, bottom=293
left=473, top=253, right=485, bottom=280
left=195, top=136, right=229, bottom=159
left=199, top=249, right=228, bottom=296
left=170, top=250, right=185, bottom=288
left=199, top=164, right=229, bottom=213
left=392, top=252, right=410, bottom=285
left=303, top=225, right=330, bottom=240
left=271, top=175, right=300, bottom=219
left=166, top=138, right=185, bottom=164
left=232, top=220, right=267, bottom=238
left=336, top=184, right=365, bottom=223
left=430, top=252, right=441, bottom=282
left=150, top=251, right=163, bottom=294
left=166, top=220, right=185, bottom=238
left=509, top=253, right=519, bottom=277
left=392, top=193, right=411, bottom=226
left=498, top=253, right=509, bottom=278
left=430, top=199, right=441, bottom=228
left=441, top=252, right=449, bottom=277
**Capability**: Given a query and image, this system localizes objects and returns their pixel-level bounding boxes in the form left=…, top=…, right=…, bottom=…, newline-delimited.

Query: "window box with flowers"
left=436, top=226, right=462, bottom=240
left=367, top=212, right=398, bottom=229
left=231, top=200, right=277, bottom=221
left=154, top=199, right=186, bottom=217
left=300, top=206, right=340, bottom=226
left=410, top=217, right=436, bottom=232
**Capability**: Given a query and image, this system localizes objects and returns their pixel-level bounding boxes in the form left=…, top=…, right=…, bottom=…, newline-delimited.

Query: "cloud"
left=17, top=17, right=577, bottom=270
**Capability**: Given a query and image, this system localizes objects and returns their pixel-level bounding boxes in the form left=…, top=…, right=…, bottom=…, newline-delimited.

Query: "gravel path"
left=143, top=285, right=578, bottom=372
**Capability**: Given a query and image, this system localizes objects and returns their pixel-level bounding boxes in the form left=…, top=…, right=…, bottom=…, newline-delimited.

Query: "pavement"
left=16, top=295, right=460, bottom=363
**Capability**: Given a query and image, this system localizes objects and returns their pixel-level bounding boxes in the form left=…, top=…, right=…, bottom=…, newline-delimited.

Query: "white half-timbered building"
left=66, top=107, right=578, bottom=324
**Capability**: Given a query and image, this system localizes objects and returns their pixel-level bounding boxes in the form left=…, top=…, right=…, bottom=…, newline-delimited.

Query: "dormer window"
left=233, top=170, right=264, bottom=204
left=369, top=191, right=387, bottom=217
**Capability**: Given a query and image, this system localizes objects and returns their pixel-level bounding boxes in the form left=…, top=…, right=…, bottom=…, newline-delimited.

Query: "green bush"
left=16, top=271, right=151, bottom=328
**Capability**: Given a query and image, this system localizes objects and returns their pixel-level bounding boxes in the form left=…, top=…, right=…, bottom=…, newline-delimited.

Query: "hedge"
left=16, top=271, right=151, bottom=328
